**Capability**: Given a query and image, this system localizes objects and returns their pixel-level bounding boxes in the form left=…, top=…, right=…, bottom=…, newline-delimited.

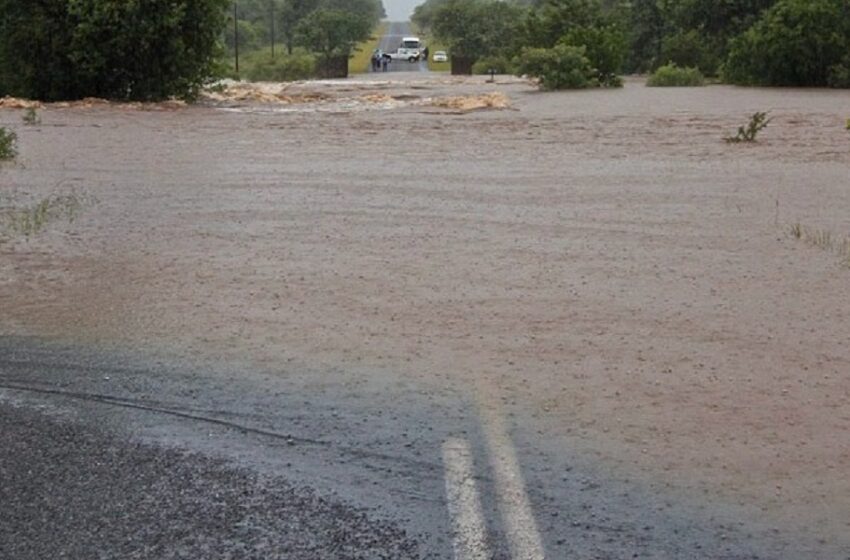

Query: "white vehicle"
left=432, top=50, right=448, bottom=63
left=386, top=36, right=422, bottom=63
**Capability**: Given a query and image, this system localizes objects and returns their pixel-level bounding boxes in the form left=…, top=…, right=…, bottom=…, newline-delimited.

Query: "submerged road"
left=2, top=73, right=848, bottom=559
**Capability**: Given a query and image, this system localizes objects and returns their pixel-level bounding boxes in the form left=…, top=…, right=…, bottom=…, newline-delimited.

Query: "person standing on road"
left=371, top=49, right=381, bottom=72
left=422, top=46, right=429, bottom=63
left=381, top=55, right=389, bottom=72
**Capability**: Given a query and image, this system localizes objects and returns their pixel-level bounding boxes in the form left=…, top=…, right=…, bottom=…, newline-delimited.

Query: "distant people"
left=382, top=54, right=389, bottom=72
left=422, top=46, right=429, bottom=62
left=371, top=49, right=381, bottom=72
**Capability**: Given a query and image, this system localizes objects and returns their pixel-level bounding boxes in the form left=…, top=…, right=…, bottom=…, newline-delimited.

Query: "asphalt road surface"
left=0, top=337, right=814, bottom=559
left=372, top=21, right=429, bottom=73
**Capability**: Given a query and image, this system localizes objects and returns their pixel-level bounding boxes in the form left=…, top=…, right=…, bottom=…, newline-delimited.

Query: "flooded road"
left=374, top=21, right=429, bottom=73
left=2, top=75, right=850, bottom=558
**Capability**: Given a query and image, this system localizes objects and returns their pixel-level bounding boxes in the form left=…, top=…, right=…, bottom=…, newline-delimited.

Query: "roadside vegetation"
left=412, top=0, right=850, bottom=90
left=647, top=64, right=705, bottom=87
left=0, top=0, right=385, bottom=100
left=222, top=0, right=385, bottom=80
left=348, top=22, right=389, bottom=74
left=1, top=0, right=848, bottom=95
left=0, top=0, right=228, bottom=101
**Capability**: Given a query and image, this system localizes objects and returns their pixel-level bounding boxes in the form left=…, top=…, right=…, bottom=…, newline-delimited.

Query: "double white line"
left=441, top=403, right=546, bottom=560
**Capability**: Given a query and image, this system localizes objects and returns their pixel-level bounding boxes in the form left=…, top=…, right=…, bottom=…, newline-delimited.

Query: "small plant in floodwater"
left=22, top=107, right=41, bottom=126
left=788, top=222, right=850, bottom=267
left=0, top=194, right=83, bottom=241
left=725, top=111, right=772, bottom=143
left=0, top=127, right=17, bottom=160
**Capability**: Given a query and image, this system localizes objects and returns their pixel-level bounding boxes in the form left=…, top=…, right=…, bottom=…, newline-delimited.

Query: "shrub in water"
left=0, top=127, right=17, bottom=160
left=517, top=44, right=597, bottom=90
left=22, top=107, right=40, bottom=125
left=647, top=63, right=706, bottom=87
left=725, top=112, right=771, bottom=143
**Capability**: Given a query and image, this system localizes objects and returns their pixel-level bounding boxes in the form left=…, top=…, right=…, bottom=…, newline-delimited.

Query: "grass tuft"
left=789, top=223, right=850, bottom=267
left=0, top=194, right=83, bottom=241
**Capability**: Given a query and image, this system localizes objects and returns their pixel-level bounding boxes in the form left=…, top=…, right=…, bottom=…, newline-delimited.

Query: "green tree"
left=295, top=9, right=373, bottom=61
left=517, top=44, right=597, bottom=89
left=624, top=0, right=666, bottom=72
left=431, top=0, right=524, bottom=61
left=724, top=0, right=850, bottom=86
left=560, top=23, right=626, bottom=85
left=0, top=0, right=228, bottom=101
left=521, top=0, right=604, bottom=48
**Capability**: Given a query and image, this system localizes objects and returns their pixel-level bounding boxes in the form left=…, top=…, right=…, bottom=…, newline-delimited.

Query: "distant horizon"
left=383, top=0, right=420, bottom=21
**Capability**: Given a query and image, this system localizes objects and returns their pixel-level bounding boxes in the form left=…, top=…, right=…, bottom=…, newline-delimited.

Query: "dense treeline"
left=0, top=0, right=229, bottom=101
left=413, top=0, right=850, bottom=88
left=226, top=0, right=385, bottom=56
left=227, top=0, right=385, bottom=80
left=0, top=0, right=385, bottom=100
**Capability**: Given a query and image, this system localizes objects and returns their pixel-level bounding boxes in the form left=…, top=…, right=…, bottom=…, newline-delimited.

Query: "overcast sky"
left=383, top=0, right=420, bottom=21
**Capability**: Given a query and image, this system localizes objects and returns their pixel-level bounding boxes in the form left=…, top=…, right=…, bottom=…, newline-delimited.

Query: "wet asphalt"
left=0, top=336, right=833, bottom=559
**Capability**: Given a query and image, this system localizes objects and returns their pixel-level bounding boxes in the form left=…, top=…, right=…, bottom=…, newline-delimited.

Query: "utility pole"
left=234, top=1, right=240, bottom=74
left=270, top=0, right=276, bottom=59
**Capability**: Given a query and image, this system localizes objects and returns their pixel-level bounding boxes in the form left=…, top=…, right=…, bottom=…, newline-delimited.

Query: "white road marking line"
left=442, top=437, right=492, bottom=560
left=479, top=404, right=547, bottom=560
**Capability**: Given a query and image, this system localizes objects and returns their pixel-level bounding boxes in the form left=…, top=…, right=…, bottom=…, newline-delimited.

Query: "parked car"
left=432, top=51, right=448, bottom=63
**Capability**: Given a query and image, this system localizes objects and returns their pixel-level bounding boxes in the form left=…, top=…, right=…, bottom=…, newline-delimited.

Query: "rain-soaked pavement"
left=2, top=69, right=850, bottom=559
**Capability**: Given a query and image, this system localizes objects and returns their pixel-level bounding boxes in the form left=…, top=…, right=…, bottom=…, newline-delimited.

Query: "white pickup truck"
left=385, top=37, right=422, bottom=63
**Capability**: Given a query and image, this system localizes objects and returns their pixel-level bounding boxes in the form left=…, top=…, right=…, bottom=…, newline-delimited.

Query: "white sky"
left=383, top=0, right=420, bottom=21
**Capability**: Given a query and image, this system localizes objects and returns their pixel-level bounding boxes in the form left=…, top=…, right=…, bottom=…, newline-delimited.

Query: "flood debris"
left=0, top=97, right=43, bottom=110
left=201, top=82, right=331, bottom=105
left=427, top=92, right=511, bottom=112
left=0, top=96, right=186, bottom=111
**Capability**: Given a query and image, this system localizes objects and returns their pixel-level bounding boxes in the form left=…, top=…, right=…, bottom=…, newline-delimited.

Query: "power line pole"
left=234, top=1, right=240, bottom=74
left=270, top=0, right=276, bottom=59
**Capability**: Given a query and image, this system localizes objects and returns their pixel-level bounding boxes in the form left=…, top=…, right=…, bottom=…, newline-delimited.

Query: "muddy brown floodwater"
left=2, top=75, right=850, bottom=554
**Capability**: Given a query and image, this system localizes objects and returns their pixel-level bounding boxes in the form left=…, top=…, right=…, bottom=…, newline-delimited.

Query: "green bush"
left=647, top=63, right=706, bottom=87
left=659, top=30, right=723, bottom=77
left=246, top=53, right=317, bottom=82
left=724, top=0, right=850, bottom=87
left=827, top=57, right=850, bottom=89
left=0, top=0, right=228, bottom=101
left=560, top=25, right=626, bottom=87
left=472, top=56, right=516, bottom=75
left=0, top=127, right=17, bottom=160
left=517, top=44, right=597, bottom=90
